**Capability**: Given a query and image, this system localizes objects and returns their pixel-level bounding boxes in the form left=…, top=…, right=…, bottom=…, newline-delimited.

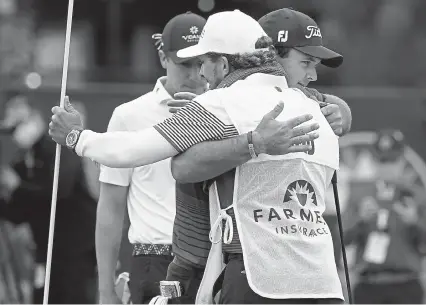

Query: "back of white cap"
left=177, top=10, right=268, bottom=58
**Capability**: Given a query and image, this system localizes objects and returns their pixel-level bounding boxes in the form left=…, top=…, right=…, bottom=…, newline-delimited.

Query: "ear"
left=221, top=56, right=230, bottom=75
left=158, top=50, right=168, bottom=69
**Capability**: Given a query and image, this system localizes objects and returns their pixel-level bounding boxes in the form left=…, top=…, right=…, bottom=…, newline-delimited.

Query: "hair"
left=274, top=45, right=292, bottom=58
left=206, top=36, right=277, bottom=70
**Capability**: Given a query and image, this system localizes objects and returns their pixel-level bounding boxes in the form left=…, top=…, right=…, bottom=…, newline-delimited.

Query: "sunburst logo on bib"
left=284, top=180, right=317, bottom=207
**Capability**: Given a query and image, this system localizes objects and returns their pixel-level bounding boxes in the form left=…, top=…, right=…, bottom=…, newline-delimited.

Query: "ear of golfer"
left=49, top=96, right=319, bottom=168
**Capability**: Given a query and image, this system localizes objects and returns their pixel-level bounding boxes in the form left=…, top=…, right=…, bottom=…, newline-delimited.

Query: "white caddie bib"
left=211, top=83, right=344, bottom=300
left=195, top=185, right=226, bottom=304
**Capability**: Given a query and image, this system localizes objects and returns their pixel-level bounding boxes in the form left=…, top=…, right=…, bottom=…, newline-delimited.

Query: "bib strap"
left=209, top=206, right=234, bottom=244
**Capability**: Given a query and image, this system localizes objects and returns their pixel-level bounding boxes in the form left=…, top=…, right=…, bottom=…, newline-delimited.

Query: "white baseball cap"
left=177, top=10, right=268, bottom=59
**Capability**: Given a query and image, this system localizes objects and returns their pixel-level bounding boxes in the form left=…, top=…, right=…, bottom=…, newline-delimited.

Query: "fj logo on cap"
left=305, top=26, right=322, bottom=39
left=278, top=30, right=288, bottom=42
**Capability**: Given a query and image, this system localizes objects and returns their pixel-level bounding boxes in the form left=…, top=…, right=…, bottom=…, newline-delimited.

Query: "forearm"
left=96, top=197, right=126, bottom=293
left=323, top=94, right=352, bottom=135
left=171, top=134, right=251, bottom=183
left=75, top=127, right=178, bottom=168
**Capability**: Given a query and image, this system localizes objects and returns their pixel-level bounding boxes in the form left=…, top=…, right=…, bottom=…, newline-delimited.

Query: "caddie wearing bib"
left=171, top=11, right=344, bottom=305
left=48, top=11, right=343, bottom=303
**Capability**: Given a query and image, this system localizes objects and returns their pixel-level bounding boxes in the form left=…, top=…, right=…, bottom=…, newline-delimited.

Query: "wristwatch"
left=65, top=129, right=82, bottom=150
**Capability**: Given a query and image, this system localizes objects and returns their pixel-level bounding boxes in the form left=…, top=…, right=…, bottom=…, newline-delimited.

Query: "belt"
left=132, top=243, right=173, bottom=257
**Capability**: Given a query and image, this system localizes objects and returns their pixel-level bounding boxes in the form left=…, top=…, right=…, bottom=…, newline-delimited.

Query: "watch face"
left=66, top=130, right=78, bottom=147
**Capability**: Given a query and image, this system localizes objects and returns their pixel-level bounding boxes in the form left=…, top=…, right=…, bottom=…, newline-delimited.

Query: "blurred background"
left=1, top=0, right=426, bottom=303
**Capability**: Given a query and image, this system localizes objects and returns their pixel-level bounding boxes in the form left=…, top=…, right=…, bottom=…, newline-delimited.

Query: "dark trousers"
left=165, top=256, right=205, bottom=304
left=129, top=254, right=173, bottom=304
left=354, top=279, right=424, bottom=304
left=220, top=254, right=344, bottom=304
left=33, top=250, right=97, bottom=304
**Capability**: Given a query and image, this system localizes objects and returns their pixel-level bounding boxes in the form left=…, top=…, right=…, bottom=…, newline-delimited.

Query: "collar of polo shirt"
left=154, top=76, right=173, bottom=104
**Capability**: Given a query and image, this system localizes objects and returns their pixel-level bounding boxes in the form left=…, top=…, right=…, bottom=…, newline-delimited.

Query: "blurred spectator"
left=343, top=129, right=426, bottom=304
left=0, top=219, right=34, bottom=303
left=0, top=94, right=98, bottom=303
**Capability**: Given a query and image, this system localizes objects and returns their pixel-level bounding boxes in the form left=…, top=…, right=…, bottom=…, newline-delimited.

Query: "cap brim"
left=294, top=45, right=343, bottom=68
left=176, top=44, right=207, bottom=60
left=166, top=51, right=195, bottom=64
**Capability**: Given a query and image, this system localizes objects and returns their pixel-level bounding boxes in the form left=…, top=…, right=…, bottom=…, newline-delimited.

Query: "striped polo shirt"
left=173, top=182, right=213, bottom=267
left=154, top=95, right=242, bottom=254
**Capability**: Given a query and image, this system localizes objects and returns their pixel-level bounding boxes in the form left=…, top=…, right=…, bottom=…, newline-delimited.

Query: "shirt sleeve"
left=98, top=109, right=133, bottom=186
left=75, top=92, right=236, bottom=166
left=75, top=127, right=177, bottom=168
left=154, top=93, right=232, bottom=152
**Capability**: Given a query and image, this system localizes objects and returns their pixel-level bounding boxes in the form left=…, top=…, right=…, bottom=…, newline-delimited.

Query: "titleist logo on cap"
left=305, top=26, right=322, bottom=39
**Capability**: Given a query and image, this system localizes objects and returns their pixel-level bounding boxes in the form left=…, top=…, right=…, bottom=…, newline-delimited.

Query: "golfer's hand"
left=321, top=104, right=343, bottom=136
left=49, top=96, right=84, bottom=146
left=252, top=101, right=320, bottom=155
left=167, top=92, right=197, bottom=113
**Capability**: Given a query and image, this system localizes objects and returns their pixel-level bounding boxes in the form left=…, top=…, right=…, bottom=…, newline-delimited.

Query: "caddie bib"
left=210, top=81, right=344, bottom=300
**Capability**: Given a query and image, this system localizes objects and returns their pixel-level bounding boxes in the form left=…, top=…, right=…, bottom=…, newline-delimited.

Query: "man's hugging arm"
left=296, top=86, right=352, bottom=136
left=171, top=101, right=319, bottom=184
left=74, top=98, right=229, bottom=168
